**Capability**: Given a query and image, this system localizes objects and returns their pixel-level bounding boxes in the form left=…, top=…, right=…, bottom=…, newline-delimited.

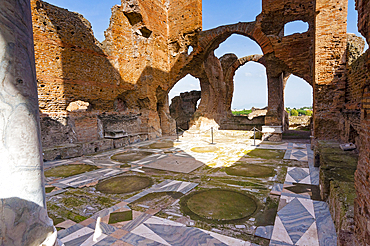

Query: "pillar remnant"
left=0, top=0, right=56, bottom=245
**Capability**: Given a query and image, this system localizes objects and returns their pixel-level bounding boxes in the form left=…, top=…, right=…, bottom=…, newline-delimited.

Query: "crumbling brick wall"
left=31, top=0, right=201, bottom=147
left=313, top=0, right=348, bottom=141
left=353, top=0, right=370, bottom=245
left=169, top=90, right=201, bottom=130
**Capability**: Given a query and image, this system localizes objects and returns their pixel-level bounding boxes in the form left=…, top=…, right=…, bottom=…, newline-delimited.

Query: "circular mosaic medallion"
left=181, top=189, right=257, bottom=222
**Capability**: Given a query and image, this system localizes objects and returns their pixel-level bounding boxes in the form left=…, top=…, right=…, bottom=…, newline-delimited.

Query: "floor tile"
left=314, top=201, right=337, bottom=246
left=277, top=198, right=315, bottom=244
left=110, top=229, right=130, bottom=239
left=131, top=224, right=171, bottom=245
left=255, top=225, right=274, bottom=240
left=55, top=220, right=76, bottom=229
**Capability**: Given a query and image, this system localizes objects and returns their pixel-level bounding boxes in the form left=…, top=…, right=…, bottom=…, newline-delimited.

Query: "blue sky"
left=45, top=0, right=365, bottom=110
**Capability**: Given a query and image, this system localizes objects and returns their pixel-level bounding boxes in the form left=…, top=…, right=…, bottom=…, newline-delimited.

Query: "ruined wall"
left=313, top=0, right=348, bottom=141
left=31, top=0, right=201, bottom=149
left=169, top=90, right=201, bottom=130
left=339, top=34, right=366, bottom=147
left=261, top=0, right=315, bottom=85
left=354, top=0, right=370, bottom=244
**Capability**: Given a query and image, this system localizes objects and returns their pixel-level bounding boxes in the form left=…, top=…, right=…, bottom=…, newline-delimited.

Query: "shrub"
left=290, top=109, right=299, bottom=116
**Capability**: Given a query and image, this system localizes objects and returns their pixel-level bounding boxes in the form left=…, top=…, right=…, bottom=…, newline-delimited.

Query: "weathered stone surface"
left=170, top=90, right=201, bottom=130
left=31, top=0, right=201, bottom=148
left=316, top=141, right=359, bottom=245
left=0, top=0, right=55, bottom=244
left=354, top=1, right=370, bottom=245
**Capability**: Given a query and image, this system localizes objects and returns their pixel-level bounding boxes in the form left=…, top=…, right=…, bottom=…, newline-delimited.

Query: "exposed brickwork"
left=313, top=0, right=348, bottom=141
left=352, top=0, right=370, bottom=244
left=31, top=0, right=201, bottom=147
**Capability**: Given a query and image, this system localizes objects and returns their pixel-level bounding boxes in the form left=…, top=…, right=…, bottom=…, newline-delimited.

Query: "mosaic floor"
left=255, top=144, right=336, bottom=246
left=46, top=132, right=337, bottom=246
left=56, top=180, right=254, bottom=246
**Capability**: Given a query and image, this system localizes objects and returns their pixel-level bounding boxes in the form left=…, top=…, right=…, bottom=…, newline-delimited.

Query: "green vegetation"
left=109, top=211, right=133, bottom=224
left=181, top=189, right=257, bottom=222
left=96, top=175, right=153, bottom=194
left=247, top=149, right=286, bottom=160
left=290, top=109, right=299, bottom=116
left=111, top=150, right=153, bottom=165
left=286, top=106, right=313, bottom=116
left=233, top=106, right=313, bottom=116
left=225, top=163, right=276, bottom=178
left=44, top=164, right=99, bottom=178
left=232, top=109, right=252, bottom=116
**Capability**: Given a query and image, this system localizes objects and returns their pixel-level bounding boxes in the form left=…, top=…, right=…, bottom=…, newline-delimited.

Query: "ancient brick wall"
left=31, top=0, right=202, bottom=148
left=354, top=0, right=370, bottom=245
left=313, top=0, right=348, bottom=141
left=168, top=0, right=202, bottom=41
left=339, top=35, right=367, bottom=147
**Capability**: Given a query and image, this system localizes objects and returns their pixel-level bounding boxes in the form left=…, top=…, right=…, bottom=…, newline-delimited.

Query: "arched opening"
left=213, top=34, right=267, bottom=119
left=169, top=75, right=201, bottom=130
left=214, top=34, right=263, bottom=58
left=232, top=62, right=267, bottom=113
left=284, top=75, right=313, bottom=135
left=284, top=20, right=309, bottom=36
left=45, top=0, right=120, bottom=42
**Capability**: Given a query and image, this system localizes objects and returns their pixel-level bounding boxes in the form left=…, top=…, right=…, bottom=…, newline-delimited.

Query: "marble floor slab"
left=270, top=194, right=337, bottom=246
left=49, top=168, right=128, bottom=188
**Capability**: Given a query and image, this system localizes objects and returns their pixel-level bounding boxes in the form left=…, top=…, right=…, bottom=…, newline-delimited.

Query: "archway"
left=232, top=61, right=267, bottom=113
left=284, top=75, right=313, bottom=133
left=168, top=75, right=201, bottom=130
left=215, top=34, right=266, bottom=116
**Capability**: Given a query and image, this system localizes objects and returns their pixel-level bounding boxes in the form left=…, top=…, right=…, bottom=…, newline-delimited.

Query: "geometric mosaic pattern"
left=47, top=168, right=127, bottom=189
left=285, top=167, right=311, bottom=185
left=283, top=143, right=309, bottom=162
left=57, top=191, right=253, bottom=246
left=270, top=195, right=336, bottom=246
left=266, top=142, right=337, bottom=246
left=51, top=139, right=336, bottom=246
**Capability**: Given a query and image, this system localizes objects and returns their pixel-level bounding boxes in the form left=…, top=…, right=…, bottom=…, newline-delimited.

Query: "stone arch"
left=198, top=22, right=273, bottom=59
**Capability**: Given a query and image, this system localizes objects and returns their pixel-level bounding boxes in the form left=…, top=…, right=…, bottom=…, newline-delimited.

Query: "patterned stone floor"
left=255, top=144, right=336, bottom=246
left=48, top=135, right=336, bottom=246
left=56, top=180, right=254, bottom=246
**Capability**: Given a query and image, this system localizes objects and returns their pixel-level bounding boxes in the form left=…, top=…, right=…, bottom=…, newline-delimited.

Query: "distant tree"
left=297, top=109, right=307, bottom=115
left=290, top=109, right=299, bottom=116
left=306, top=110, right=313, bottom=116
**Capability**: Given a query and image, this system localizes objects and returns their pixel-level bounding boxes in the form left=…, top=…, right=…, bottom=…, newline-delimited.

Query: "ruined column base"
left=262, top=126, right=283, bottom=142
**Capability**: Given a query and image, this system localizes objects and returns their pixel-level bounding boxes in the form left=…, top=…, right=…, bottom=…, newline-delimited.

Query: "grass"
left=109, top=211, right=133, bottom=224
left=44, top=164, right=98, bottom=178
left=225, top=163, right=276, bottom=178
left=246, top=149, right=285, bottom=160
left=96, top=175, right=153, bottom=194
left=111, top=151, right=153, bottom=164
left=181, top=189, right=257, bottom=222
